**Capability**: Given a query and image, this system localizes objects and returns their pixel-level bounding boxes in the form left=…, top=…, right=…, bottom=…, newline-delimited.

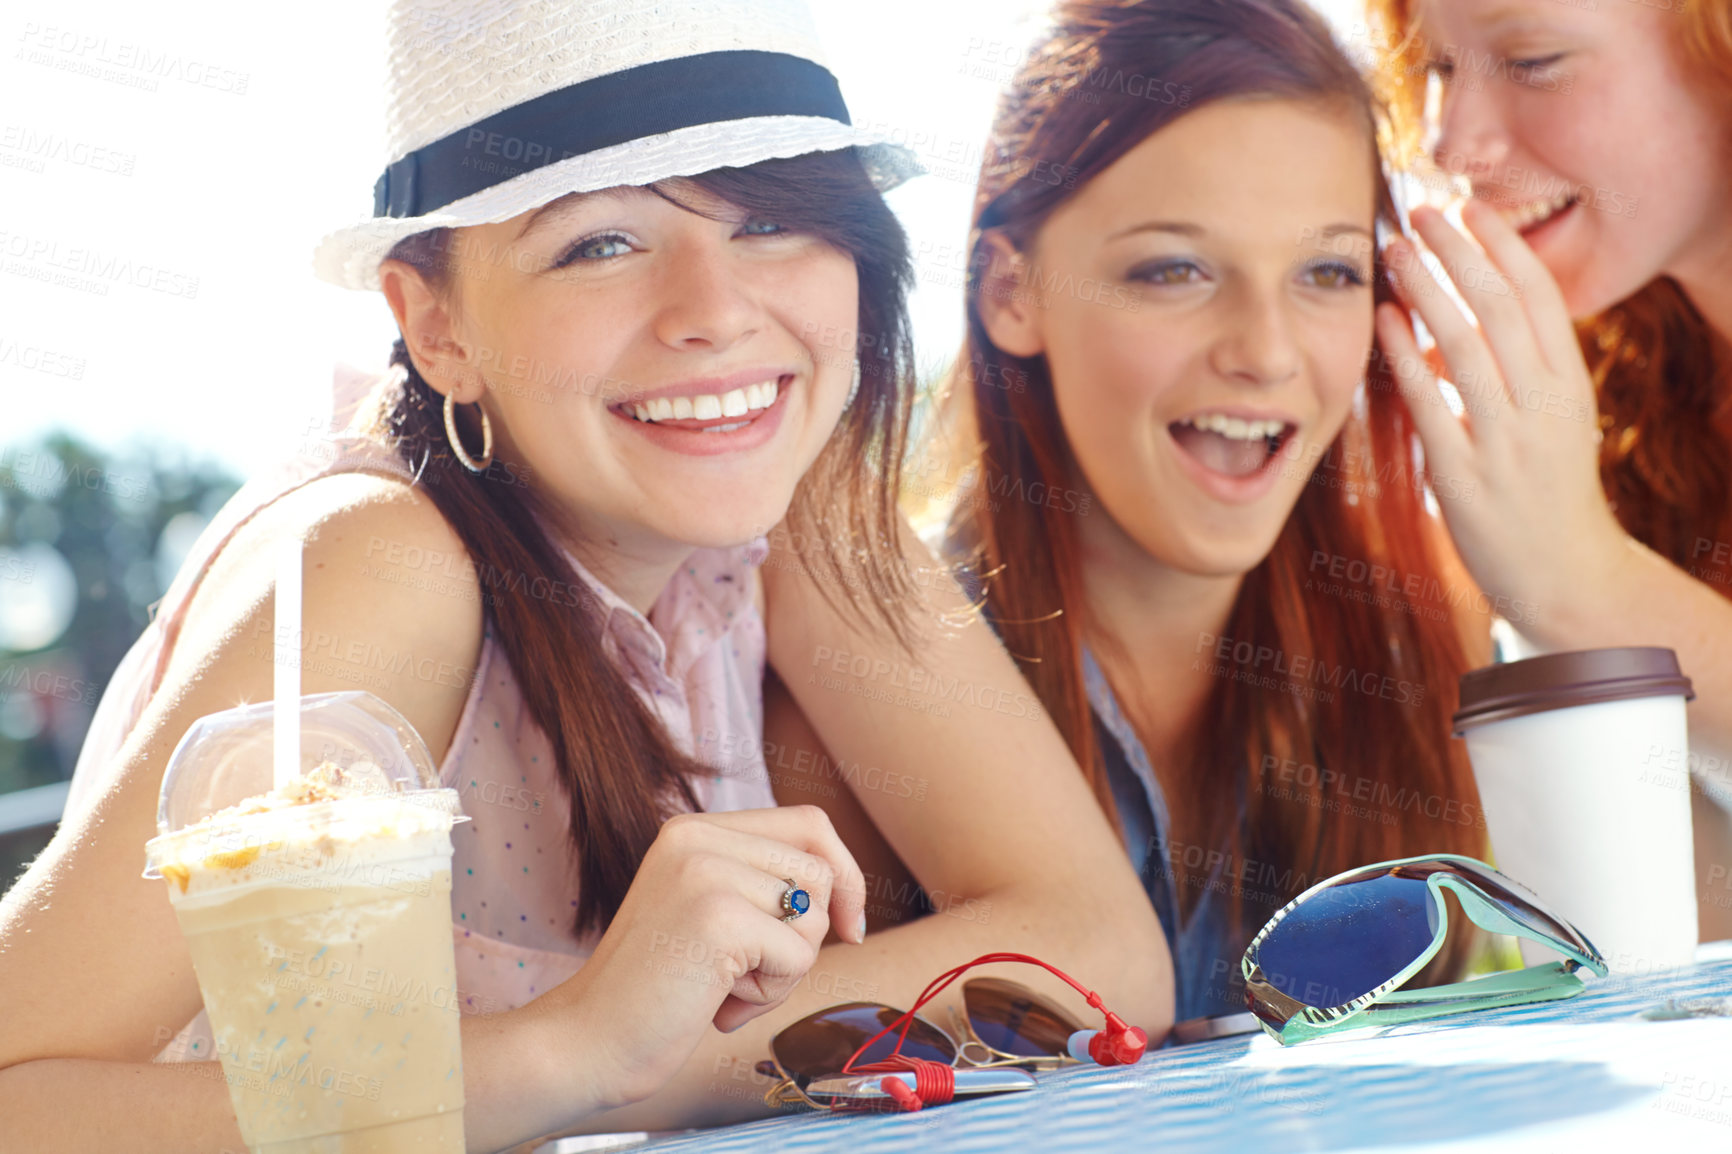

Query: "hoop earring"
left=443, top=390, right=494, bottom=473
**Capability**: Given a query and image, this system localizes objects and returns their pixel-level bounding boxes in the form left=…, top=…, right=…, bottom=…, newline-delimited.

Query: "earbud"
left=838, top=951, right=1151, bottom=1113
left=1066, top=1013, right=1148, bottom=1066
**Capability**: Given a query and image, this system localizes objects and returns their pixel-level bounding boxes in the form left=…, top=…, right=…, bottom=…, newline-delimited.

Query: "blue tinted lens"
left=1254, top=872, right=1439, bottom=1007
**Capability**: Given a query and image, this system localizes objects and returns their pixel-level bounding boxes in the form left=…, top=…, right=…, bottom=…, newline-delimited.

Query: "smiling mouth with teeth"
left=1496, top=189, right=1580, bottom=234
left=1169, top=412, right=1296, bottom=479
left=613, top=377, right=783, bottom=433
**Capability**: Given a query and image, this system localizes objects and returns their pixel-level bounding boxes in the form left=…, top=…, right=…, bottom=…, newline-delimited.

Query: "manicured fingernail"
left=857, top=912, right=868, bottom=943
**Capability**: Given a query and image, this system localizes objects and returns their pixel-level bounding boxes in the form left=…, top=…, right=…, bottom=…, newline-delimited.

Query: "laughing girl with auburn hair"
left=934, top=0, right=1493, bottom=1018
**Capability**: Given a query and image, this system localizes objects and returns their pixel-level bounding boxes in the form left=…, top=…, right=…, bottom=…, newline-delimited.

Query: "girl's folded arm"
left=558, top=515, right=1173, bottom=1135
left=762, top=514, right=1172, bottom=1028
left=0, top=476, right=610, bottom=1154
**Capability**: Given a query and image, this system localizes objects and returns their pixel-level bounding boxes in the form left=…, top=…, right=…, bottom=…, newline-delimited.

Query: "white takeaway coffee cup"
left=1452, top=647, right=1698, bottom=976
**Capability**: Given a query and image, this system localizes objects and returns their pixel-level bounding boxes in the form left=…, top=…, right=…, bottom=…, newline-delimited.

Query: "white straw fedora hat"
left=313, top=0, right=924, bottom=291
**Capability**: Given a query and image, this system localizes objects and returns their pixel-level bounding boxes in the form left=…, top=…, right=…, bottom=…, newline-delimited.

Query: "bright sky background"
left=1, top=0, right=1365, bottom=480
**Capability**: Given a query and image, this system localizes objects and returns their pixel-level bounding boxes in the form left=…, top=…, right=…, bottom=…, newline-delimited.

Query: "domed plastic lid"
left=152, top=690, right=444, bottom=838
left=1452, top=647, right=1694, bottom=735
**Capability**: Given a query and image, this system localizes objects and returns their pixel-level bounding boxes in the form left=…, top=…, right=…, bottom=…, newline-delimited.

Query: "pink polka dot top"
left=64, top=366, right=779, bottom=1063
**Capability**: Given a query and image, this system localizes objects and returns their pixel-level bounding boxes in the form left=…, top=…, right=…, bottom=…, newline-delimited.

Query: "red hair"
left=943, top=0, right=1488, bottom=958
left=1365, top=0, right=1732, bottom=588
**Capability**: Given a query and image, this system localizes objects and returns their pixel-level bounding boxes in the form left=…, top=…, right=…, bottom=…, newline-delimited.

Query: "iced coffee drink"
left=145, top=695, right=467, bottom=1152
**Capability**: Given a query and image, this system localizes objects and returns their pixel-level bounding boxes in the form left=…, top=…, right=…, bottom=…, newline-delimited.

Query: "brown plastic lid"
left=1452, top=647, right=1694, bottom=735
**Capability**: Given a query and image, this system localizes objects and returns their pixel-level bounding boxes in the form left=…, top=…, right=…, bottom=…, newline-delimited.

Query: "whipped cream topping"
left=203, top=758, right=397, bottom=819
left=147, top=760, right=461, bottom=896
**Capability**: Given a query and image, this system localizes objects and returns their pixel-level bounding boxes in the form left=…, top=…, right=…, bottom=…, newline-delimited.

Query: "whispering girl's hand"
left=1375, top=200, right=1632, bottom=638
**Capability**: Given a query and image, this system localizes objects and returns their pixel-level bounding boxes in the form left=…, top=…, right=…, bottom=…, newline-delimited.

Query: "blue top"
left=947, top=547, right=1249, bottom=1020
left=1080, top=645, right=1249, bottom=1022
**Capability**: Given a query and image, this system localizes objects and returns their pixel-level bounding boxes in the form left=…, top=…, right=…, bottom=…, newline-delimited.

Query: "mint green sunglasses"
left=1242, top=854, right=1609, bottom=1045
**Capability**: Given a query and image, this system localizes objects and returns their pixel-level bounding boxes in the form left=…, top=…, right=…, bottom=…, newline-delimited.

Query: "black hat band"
left=373, top=49, right=853, bottom=218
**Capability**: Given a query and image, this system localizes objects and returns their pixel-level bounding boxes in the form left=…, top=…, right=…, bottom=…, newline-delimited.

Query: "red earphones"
left=838, top=952, right=1149, bottom=1112
left=1066, top=1011, right=1149, bottom=1066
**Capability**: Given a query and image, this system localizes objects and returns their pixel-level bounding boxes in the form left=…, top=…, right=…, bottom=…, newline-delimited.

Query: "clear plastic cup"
left=144, top=691, right=468, bottom=1152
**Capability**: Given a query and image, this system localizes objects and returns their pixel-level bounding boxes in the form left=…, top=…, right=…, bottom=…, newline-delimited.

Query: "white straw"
left=273, top=536, right=303, bottom=791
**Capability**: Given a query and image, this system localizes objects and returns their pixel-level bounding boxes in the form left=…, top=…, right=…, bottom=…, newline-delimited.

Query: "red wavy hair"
left=1365, top=0, right=1732, bottom=587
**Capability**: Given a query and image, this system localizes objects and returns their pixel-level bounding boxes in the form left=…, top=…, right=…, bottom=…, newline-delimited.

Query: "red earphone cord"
left=834, top=951, right=1147, bottom=1112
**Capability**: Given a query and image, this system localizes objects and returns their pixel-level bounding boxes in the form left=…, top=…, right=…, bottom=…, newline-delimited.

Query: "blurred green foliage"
left=0, top=432, right=238, bottom=886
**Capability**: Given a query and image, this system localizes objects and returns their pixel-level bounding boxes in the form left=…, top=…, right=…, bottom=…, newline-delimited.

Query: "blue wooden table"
left=589, top=943, right=1732, bottom=1153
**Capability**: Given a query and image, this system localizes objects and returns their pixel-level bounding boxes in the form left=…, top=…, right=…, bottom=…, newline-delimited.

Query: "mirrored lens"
left=1442, top=858, right=1603, bottom=964
left=1253, top=870, right=1439, bottom=1007
left=963, top=978, right=1084, bottom=1058
left=771, top=1003, right=956, bottom=1087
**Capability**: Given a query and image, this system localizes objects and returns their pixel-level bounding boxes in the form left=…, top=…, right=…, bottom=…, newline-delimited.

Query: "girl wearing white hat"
left=0, top=0, right=1168, bottom=1149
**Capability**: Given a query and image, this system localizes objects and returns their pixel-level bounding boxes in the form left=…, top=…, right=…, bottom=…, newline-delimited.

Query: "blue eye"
left=739, top=218, right=787, bottom=237
left=553, top=232, right=634, bottom=267
left=1131, top=260, right=1205, bottom=286
left=1303, top=261, right=1368, bottom=289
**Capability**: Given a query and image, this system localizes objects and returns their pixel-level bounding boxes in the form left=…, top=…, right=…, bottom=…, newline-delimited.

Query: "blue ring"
left=780, top=878, right=811, bottom=921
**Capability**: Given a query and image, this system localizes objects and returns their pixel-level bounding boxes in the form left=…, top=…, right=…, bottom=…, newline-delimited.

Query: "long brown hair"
left=1367, top=0, right=1732, bottom=583
left=945, top=0, right=1487, bottom=958
left=368, top=150, right=917, bottom=937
